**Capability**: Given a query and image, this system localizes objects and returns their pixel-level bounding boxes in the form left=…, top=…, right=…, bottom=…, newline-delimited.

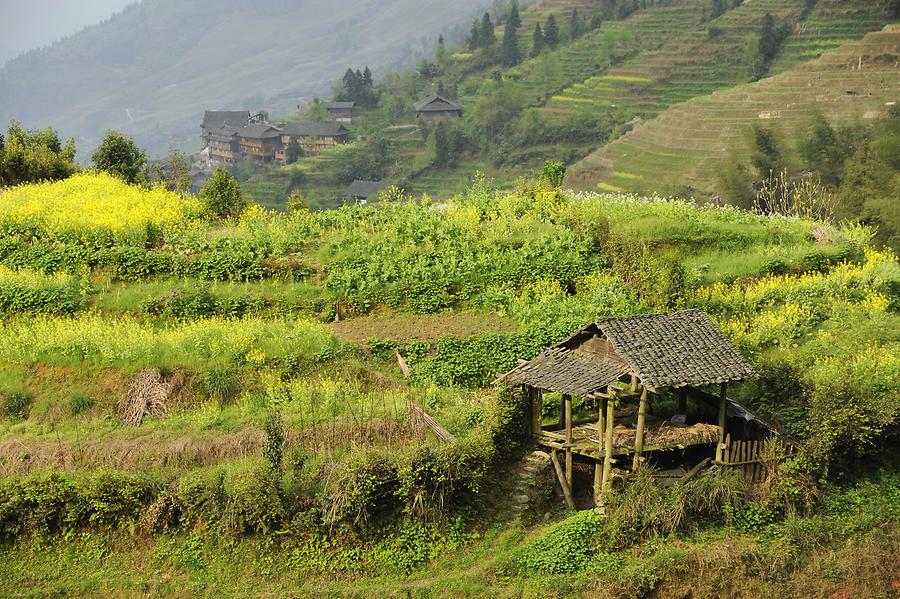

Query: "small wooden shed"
left=496, top=309, right=758, bottom=506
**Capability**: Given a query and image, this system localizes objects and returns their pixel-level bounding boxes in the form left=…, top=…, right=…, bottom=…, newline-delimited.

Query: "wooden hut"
left=277, top=122, right=351, bottom=156
left=325, top=101, right=355, bottom=124
left=496, top=309, right=758, bottom=507
left=414, top=93, right=462, bottom=122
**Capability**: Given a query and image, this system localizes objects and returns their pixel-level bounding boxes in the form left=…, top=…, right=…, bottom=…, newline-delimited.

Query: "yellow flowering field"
left=0, top=172, right=203, bottom=246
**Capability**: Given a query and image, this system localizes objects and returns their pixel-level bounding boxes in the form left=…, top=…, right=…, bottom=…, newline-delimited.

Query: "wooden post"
left=716, top=383, right=728, bottom=463
left=594, top=395, right=608, bottom=507
left=550, top=451, right=576, bottom=510
left=630, top=374, right=638, bottom=393
left=564, top=394, right=573, bottom=487
left=601, top=391, right=616, bottom=505
left=531, top=388, right=543, bottom=436
left=632, top=386, right=649, bottom=470
left=676, top=388, right=687, bottom=415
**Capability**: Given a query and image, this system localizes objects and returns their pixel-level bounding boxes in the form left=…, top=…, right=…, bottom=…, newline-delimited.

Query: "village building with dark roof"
left=345, top=179, right=390, bottom=203
left=201, top=110, right=251, bottom=146
left=414, top=93, right=462, bottom=122
left=325, top=101, right=355, bottom=124
left=277, top=122, right=351, bottom=157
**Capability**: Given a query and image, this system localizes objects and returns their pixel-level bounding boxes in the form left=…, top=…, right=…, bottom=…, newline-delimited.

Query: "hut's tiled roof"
left=325, top=102, right=355, bottom=109
left=597, top=310, right=755, bottom=391
left=202, top=110, right=250, bottom=131
left=496, top=347, right=628, bottom=397
left=496, top=310, right=754, bottom=395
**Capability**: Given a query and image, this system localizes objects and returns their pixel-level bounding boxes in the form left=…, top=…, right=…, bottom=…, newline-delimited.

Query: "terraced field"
left=566, top=25, right=900, bottom=195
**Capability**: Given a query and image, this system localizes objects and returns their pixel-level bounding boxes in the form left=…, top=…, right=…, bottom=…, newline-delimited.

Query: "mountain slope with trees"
left=0, top=0, right=488, bottom=156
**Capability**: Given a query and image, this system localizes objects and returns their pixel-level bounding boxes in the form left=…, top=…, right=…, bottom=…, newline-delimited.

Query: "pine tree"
left=363, top=66, right=373, bottom=86
left=437, top=34, right=447, bottom=63
left=531, top=23, right=545, bottom=57
left=469, top=19, right=481, bottom=50
left=502, top=12, right=521, bottom=65
left=544, top=14, right=560, bottom=48
left=508, top=1, right=521, bottom=31
left=569, top=8, right=582, bottom=41
left=481, top=12, right=496, bottom=46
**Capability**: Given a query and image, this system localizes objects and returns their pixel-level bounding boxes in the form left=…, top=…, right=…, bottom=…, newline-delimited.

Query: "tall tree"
left=362, top=66, right=373, bottom=86
left=502, top=9, right=521, bottom=65
left=436, top=34, right=447, bottom=64
left=92, top=130, right=145, bottom=184
left=507, top=1, right=521, bottom=31
left=531, top=23, right=545, bottom=57
left=569, top=8, right=583, bottom=41
left=469, top=19, right=481, bottom=50
left=544, top=14, right=560, bottom=48
left=481, top=12, right=496, bottom=46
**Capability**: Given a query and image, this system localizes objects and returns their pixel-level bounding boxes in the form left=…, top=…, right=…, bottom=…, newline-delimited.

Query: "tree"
left=92, top=130, right=146, bottom=184
left=285, top=138, right=304, bottom=164
left=481, top=12, right=496, bottom=46
left=469, top=19, right=482, bottom=50
left=200, top=168, right=247, bottom=219
left=531, top=23, right=545, bottom=57
left=501, top=9, right=521, bottom=65
left=544, top=14, right=560, bottom=48
left=307, top=97, right=329, bottom=122
left=436, top=34, right=447, bottom=64
left=152, top=148, right=192, bottom=193
left=507, top=1, right=521, bottom=31
left=569, top=8, right=583, bottom=41
left=0, top=120, right=78, bottom=186
left=363, top=66, right=373, bottom=86
left=711, top=0, right=726, bottom=18
left=798, top=112, right=849, bottom=187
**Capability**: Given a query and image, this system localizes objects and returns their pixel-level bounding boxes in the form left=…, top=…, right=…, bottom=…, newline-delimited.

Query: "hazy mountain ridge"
left=0, top=0, right=486, bottom=156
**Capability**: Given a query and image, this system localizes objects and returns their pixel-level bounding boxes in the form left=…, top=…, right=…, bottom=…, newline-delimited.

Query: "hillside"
left=0, top=0, right=487, bottom=156
left=565, top=24, right=900, bottom=196
left=0, top=173, right=897, bottom=596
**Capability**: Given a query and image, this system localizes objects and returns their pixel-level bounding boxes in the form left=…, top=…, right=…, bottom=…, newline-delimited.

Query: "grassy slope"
left=566, top=7, right=898, bottom=195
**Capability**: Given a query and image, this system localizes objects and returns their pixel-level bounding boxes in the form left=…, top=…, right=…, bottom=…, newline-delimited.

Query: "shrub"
left=68, top=394, right=95, bottom=416
left=1, top=391, right=31, bottom=421
left=200, top=168, right=247, bottom=219
left=506, top=509, right=606, bottom=575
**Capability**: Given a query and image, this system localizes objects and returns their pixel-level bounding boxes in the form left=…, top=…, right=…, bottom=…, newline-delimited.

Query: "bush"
left=506, top=509, right=606, bottom=574
left=201, top=168, right=247, bottom=219
left=1, top=391, right=31, bottom=421
left=68, top=394, right=95, bottom=416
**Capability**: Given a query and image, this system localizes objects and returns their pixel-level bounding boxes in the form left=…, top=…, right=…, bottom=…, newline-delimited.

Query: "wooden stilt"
left=600, top=391, right=616, bottom=506
left=550, top=451, right=575, bottom=510
left=632, top=386, right=649, bottom=470
left=531, top=388, right=543, bottom=435
left=559, top=394, right=566, bottom=428
left=716, top=383, right=728, bottom=463
left=564, top=394, right=573, bottom=487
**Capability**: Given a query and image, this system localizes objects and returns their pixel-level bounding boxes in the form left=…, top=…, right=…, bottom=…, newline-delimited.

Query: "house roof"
left=281, top=122, right=351, bottom=137
left=496, top=310, right=754, bottom=395
left=325, top=102, right=355, bottom=110
left=202, top=110, right=250, bottom=130
left=414, top=93, right=462, bottom=113
left=235, top=123, right=282, bottom=140
left=346, top=179, right=389, bottom=199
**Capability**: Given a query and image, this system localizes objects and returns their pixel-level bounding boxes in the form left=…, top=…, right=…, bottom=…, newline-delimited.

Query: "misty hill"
left=0, top=0, right=487, bottom=156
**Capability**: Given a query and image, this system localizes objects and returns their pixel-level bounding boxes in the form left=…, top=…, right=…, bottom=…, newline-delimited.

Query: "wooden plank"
left=679, top=457, right=711, bottom=484
left=632, top=387, right=649, bottom=470
left=531, top=387, right=543, bottom=436
left=564, top=395, right=573, bottom=486
left=716, top=383, right=728, bottom=463
left=408, top=401, right=456, bottom=443
left=550, top=450, right=575, bottom=510
left=600, top=390, right=617, bottom=507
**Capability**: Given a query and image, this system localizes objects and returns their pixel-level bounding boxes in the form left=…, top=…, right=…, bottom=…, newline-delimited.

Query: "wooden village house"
left=235, top=123, right=283, bottom=162
left=201, top=110, right=251, bottom=147
left=345, top=179, right=389, bottom=203
left=414, top=93, right=462, bottom=122
left=496, top=309, right=768, bottom=508
left=277, top=122, right=351, bottom=157
left=325, top=101, right=355, bottom=124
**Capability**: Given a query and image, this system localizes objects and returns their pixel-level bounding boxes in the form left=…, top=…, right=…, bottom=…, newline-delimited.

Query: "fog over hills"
left=0, top=0, right=487, bottom=156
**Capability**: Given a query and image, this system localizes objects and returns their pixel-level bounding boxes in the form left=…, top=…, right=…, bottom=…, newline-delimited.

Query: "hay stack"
left=119, top=368, right=179, bottom=426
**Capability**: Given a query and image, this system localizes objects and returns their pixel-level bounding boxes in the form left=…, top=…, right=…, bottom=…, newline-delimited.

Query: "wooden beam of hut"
left=632, top=386, right=649, bottom=470
left=531, top=387, right=543, bottom=435
left=601, top=389, right=617, bottom=504
left=716, top=383, right=728, bottom=463
left=550, top=450, right=576, bottom=510
left=564, top=394, right=573, bottom=486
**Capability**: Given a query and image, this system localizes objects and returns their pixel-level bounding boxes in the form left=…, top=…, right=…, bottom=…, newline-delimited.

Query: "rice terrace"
left=0, top=0, right=898, bottom=597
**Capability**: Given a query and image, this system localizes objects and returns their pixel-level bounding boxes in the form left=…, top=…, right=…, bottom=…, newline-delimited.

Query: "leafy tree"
left=152, top=149, right=192, bottom=193
left=0, top=120, right=78, bottom=185
left=285, top=138, right=304, bottom=164
left=436, top=34, right=447, bottom=64
left=307, top=97, right=329, bottom=122
left=749, top=125, right=784, bottom=180
left=798, top=112, right=849, bottom=187
left=92, top=130, right=146, bottom=184
left=531, top=23, right=545, bottom=57
left=541, top=161, right=567, bottom=188
left=507, top=1, right=521, bottom=31
left=481, top=13, right=496, bottom=46
left=544, top=14, right=560, bottom=48
left=748, top=12, right=788, bottom=80
left=717, top=153, right=756, bottom=209
left=200, top=168, right=247, bottom=219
